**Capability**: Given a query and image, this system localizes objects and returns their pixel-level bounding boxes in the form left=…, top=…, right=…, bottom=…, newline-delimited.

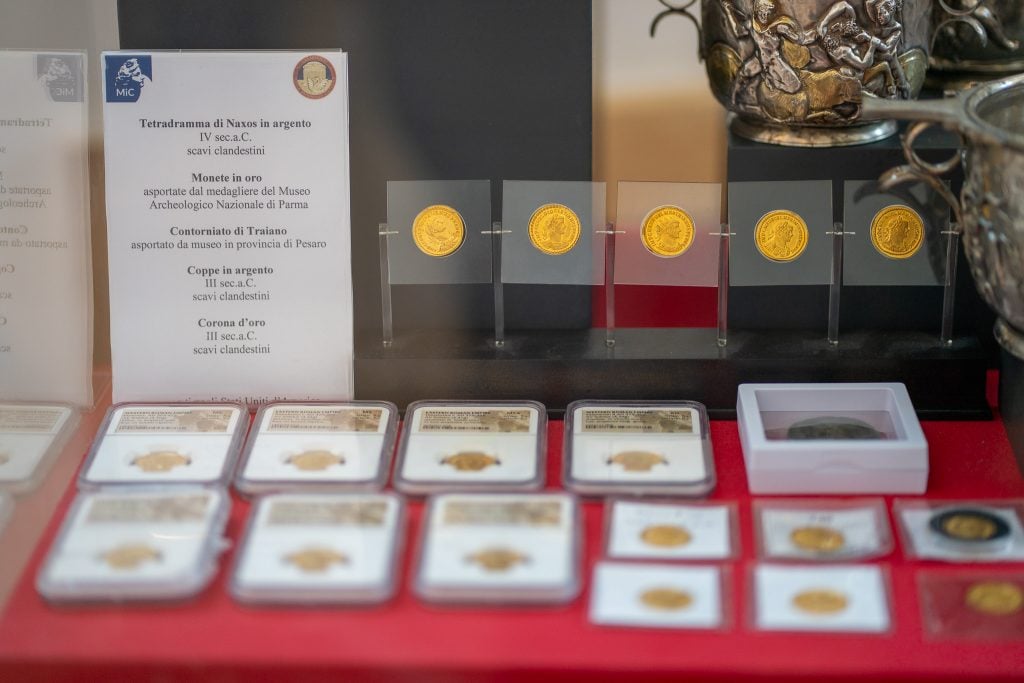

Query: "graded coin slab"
left=0, top=403, right=79, bottom=494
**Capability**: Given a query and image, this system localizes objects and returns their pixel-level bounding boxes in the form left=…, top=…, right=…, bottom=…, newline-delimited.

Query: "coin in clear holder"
left=414, top=493, right=580, bottom=604
left=918, top=570, right=1024, bottom=640
left=604, top=499, right=735, bottom=561
left=0, top=403, right=79, bottom=494
left=394, top=401, right=546, bottom=495
left=235, top=401, right=398, bottom=495
left=895, top=499, right=1024, bottom=562
left=231, top=492, right=404, bottom=605
left=589, top=562, right=727, bottom=630
left=752, top=563, right=891, bottom=633
left=755, top=499, right=892, bottom=561
left=36, top=488, right=230, bottom=602
left=79, top=403, right=247, bottom=489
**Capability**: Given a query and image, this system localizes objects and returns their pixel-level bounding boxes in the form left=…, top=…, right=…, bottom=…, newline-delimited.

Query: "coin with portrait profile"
left=755, top=209, right=809, bottom=263
left=641, top=205, right=695, bottom=258
left=412, top=204, right=465, bottom=257
left=640, top=524, right=693, bottom=548
left=792, top=589, right=849, bottom=615
left=965, top=581, right=1024, bottom=616
left=870, top=205, right=924, bottom=260
left=528, top=203, right=581, bottom=256
left=790, top=526, right=846, bottom=554
left=639, top=587, right=694, bottom=611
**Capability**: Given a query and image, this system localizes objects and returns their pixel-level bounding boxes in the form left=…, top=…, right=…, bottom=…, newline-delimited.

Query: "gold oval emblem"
left=466, top=547, right=529, bottom=572
left=754, top=209, right=809, bottom=263
left=639, top=587, right=694, bottom=611
left=792, top=589, right=849, bottom=615
left=284, top=547, right=349, bottom=573
left=131, top=451, right=191, bottom=473
left=528, top=203, right=581, bottom=256
left=293, top=55, right=336, bottom=99
left=101, top=543, right=162, bottom=570
left=870, top=205, right=924, bottom=260
left=607, top=450, right=668, bottom=472
left=965, top=581, right=1024, bottom=616
left=641, top=205, right=695, bottom=258
left=640, top=524, right=693, bottom=548
left=440, top=451, right=501, bottom=472
left=790, top=526, right=846, bottom=554
left=942, top=514, right=999, bottom=541
left=286, top=449, right=345, bottom=472
left=412, top=204, right=466, bottom=257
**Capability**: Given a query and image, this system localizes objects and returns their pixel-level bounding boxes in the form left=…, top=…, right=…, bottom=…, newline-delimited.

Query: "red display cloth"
left=1, top=418, right=1022, bottom=682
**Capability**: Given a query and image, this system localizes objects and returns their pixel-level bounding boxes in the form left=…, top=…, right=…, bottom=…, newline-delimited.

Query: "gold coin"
left=286, top=449, right=345, bottom=471
left=870, top=205, right=924, bottom=260
left=790, top=526, right=846, bottom=554
left=792, top=589, right=849, bottom=615
left=284, top=547, right=349, bottom=573
left=754, top=209, right=809, bottom=263
left=639, top=587, right=694, bottom=611
left=640, top=524, right=693, bottom=548
left=101, top=543, right=162, bottom=570
left=466, top=547, right=529, bottom=572
left=943, top=514, right=999, bottom=541
left=641, top=205, right=695, bottom=258
left=528, top=203, right=581, bottom=256
left=131, top=451, right=191, bottom=473
left=412, top=204, right=465, bottom=257
left=965, top=581, right=1024, bottom=616
left=440, top=451, right=501, bottom=471
left=607, top=450, right=668, bottom=472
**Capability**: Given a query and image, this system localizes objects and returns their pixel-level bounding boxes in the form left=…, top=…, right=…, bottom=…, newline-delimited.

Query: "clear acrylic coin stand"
left=589, top=562, right=728, bottom=630
left=230, top=492, right=404, bottom=605
left=234, top=401, right=398, bottom=495
left=79, top=403, right=247, bottom=490
left=895, top=499, right=1024, bottom=562
left=36, top=488, right=230, bottom=603
left=0, top=403, right=79, bottom=494
left=754, top=498, right=892, bottom=562
left=917, top=570, right=1024, bottom=640
left=603, top=498, right=737, bottom=561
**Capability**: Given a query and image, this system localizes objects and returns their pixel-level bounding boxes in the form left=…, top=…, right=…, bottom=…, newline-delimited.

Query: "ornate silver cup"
left=652, top=0, right=932, bottom=147
left=931, top=1, right=1024, bottom=88
left=862, top=75, right=1024, bottom=359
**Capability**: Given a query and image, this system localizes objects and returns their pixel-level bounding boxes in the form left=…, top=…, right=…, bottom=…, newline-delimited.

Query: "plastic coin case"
left=603, top=499, right=737, bottom=561
left=230, top=492, right=405, bottom=605
left=393, top=400, right=547, bottom=495
left=36, top=488, right=230, bottom=603
left=563, top=400, right=715, bottom=497
left=414, top=492, right=580, bottom=604
left=234, top=401, right=398, bottom=495
left=895, top=499, right=1024, bottom=562
left=0, top=403, right=79, bottom=494
left=754, top=498, right=892, bottom=561
left=589, top=561, right=729, bottom=630
left=917, top=570, right=1024, bottom=640
left=78, top=403, right=247, bottom=490
left=751, top=563, right=892, bottom=634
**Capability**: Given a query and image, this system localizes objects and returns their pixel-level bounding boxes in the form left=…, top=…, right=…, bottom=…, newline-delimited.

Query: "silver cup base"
left=729, top=116, right=898, bottom=148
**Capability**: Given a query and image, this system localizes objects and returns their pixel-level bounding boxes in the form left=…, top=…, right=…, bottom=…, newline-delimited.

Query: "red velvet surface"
left=1, top=416, right=1023, bottom=682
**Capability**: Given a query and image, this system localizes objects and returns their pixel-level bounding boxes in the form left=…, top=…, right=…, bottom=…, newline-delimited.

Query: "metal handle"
left=860, top=94, right=963, bottom=126
left=931, top=0, right=1021, bottom=53
left=650, top=0, right=704, bottom=62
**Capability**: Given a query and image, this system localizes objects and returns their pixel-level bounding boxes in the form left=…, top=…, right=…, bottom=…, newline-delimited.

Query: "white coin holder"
left=230, top=492, right=405, bottom=605
left=589, top=561, right=728, bottom=630
left=79, top=403, right=247, bottom=489
left=414, top=492, right=580, bottom=604
left=754, top=499, right=892, bottom=561
left=393, top=400, right=546, bottom=495
left=752, top=563, right=892, bottom=633
left=604, top=499, right=737, bottom=561
left=0, top=403, right=79, bottom=494
left=895, top=499, right=1024, bottom=562
left=36, top=488, right=230, bottom=603
left=563, top=400, right=715, bottom=497
left=234, top=401, right=398, bottom=495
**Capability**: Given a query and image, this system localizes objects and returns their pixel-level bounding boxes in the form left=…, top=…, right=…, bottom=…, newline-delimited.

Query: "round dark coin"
left=928, top=508, right=1011, bottom=544
left=786, top=417, right=884, bottom=441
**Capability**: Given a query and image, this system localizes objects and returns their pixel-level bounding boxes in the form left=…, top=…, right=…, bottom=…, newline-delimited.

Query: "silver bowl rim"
left=963, top=73, right=1024, bottom=152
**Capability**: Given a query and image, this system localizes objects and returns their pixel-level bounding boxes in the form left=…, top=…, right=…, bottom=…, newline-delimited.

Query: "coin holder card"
left=414, top=493, right=580, bottom=604
left=564, top=401, right=715, bottom=497
left=737, top=383, right=928, bottom=494
left=754, top=499, right=892, bottom=561
left=589, top=562, right=728, bottom=630
left=36, top=489, right=230, bottom=602
left=79, top=403, right=247, bottom=489
left=604, top=499, right=736, bottom=561
left=752, top=563, right=892, bottom=633
left=231, top=493, right=404, bottom=605
left=917, top=570, right=1024, bottom=640
left=0, top=403, right=79, bottom=494
left=895, top=499, right=1024, bottom=562
left=393, top=401, right=546, bottom=495
left=234, top=402, right=398, bottom=495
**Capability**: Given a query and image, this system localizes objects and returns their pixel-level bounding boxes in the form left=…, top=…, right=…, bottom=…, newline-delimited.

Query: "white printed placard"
left=102, top=51, right=352, bottom=405
left=0, top=51, right=92, bottom=406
